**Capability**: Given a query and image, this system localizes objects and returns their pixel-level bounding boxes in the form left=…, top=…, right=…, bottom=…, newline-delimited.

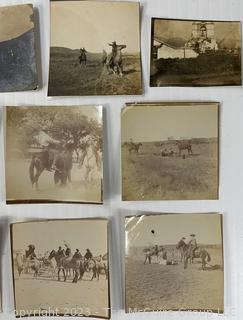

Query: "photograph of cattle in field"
left=150, top=18, right=242, bottom=86
left=11, top=219, right=109, bottom=318
left=5, top=105, right=103, bottom=204
left=125, top=213, right=224, bottom=313
left=48, top=1, right=142, bottom=96
left=0, top=4, right=38, bottom=92
left=121, top=102, right=219, bottom=200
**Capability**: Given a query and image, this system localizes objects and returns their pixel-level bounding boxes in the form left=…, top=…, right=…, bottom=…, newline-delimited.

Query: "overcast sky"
left=154, top=19, right=241, bottom=43
left=125, top=213, right=222, bottom=247
left=12, top=220, right=108, bottom=256
left=51, top=1, right=140, bottom=52
left=122, top=103, right=218, bottom=142
left=0, top=4, right=33, bottom=42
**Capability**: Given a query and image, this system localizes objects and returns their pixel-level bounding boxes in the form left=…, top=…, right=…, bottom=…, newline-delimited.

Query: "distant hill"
left=50, top=46, right=102, bottom=61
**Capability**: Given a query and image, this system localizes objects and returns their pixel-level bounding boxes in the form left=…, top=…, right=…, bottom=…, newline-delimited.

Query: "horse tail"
left=29, top=156, right=36, bottom=185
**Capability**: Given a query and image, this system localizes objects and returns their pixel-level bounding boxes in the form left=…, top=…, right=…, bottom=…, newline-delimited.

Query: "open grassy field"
left=125, top=245, right=224, bottom=313
left=48, top=47, right=142, bottom=96
left=122, top=139, right=218, bottom=200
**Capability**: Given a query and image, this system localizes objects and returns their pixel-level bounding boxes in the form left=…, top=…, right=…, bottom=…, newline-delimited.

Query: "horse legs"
left=184, top=256, right=189, bottom=269
left=33, top=168, right=44, bottom=190
left=58, top=268, right=61, bottom=281
left=63, top=269, right=66, bottom=282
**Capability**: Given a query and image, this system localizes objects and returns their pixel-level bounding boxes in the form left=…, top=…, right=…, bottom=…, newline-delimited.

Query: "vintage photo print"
left=0, top=4, right=38, bottom=92
left=150, top=18, right=242, bottom=87
left=121, top=102, right=219, bottom=200
left=11, top=219, right=110, bottom=318
left=48, top=1, right=142, bottom=96
left=5, top=105, right=103, bottom=204
left=125, top=213, right=224, bottom=313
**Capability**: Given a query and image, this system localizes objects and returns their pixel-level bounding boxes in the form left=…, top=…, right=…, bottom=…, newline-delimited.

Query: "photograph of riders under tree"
left=125, top=213, right=224, bottom=313
left=11, top=219, right=109, bottom=318
left=121, top=102, right=219, bottom=200
left=48, top=1, right=142, bottom=96
left=150, top=18, right=242, bottom=86
left=5, top=105, right=103, bottom=204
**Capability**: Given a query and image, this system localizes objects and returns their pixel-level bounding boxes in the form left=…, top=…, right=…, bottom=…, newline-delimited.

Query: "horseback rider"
left=73, top=249, right=82, bottom=260
left=57, top=246, right=65, bottom=257
left=84, top=248, right=93, bottom=261
left=108, top=41, right=118, bottom=65
left=64, top=243, right=72, bottom=258
left=25, top=245, right=37, bottom=260
left=33, top=126, right=61, bottom=171
left=188, top=234, right=198, bottom=257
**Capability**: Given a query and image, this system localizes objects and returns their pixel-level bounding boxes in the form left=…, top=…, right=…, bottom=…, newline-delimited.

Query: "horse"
left=175, top=140, right=193, bottom=156
left=104, top=44, right=127, bottom=76
left=54, top=149, right=73, bottom=187
left=48, top=250, right=82, bottom=283
left=127, top=142, right=142, bottom=154
left=79, top=142, right=101, bottom=183
left=143, top=246, right=166, bottom=264
left=94, top=256, right=108, bottom=280
left=79, top=48, right=87, bottom=67
left=15, top=253, right=42, bottom=278
left=176, top=241, right=211, bottom=270
left=29, top=142, right=74, bottom=190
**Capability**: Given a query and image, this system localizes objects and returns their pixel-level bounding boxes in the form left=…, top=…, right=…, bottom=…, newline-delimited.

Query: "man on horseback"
left=108, top=41, right=118, bottom=65
left=33, top=126, right=61, bottom=171
left=25, top=244, right=37, bottom=260
left=84, top=248, right=93, bottom=261
left=188, top=234, right=198, bottom=258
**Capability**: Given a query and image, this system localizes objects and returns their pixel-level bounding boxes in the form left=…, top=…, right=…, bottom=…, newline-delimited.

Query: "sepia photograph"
left=150, top=18, right=242, bottom=87
left=11, top=219, right=110, bottom=318
left=0, top=4, right=38, bottom=92
left=125, top=213, right=224, bottom=313
left=5, top=105, right=103, bottom=204
left=48, top=1, right=142, bottom=96
left=121, top=102, right=219, bottom=200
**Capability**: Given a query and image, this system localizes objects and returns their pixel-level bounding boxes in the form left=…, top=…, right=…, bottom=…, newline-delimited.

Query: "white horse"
left=79, top=143, right=101, bottom=182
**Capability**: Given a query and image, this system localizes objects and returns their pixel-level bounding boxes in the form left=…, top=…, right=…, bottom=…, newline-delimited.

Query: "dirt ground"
left=125, top=247, right=224, bottom=313
left=122, top=141, right=218, bottom=200
left=48, top=48, right=142, bottom=96
left=14, top=274, right=109, bottom=318
left=6, top=159, right=102, bottom=203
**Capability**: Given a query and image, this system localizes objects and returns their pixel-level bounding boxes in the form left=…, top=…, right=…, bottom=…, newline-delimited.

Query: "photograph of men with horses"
left=150, top=18, right=242, bottom=86
left=11, top=219, right=109, bottom=318
left=125, top=213, right=224, bottom=313
left=5, top=105, right=103, bottom=204
left=121, top=102, right=219, bottom=200
left=48, top=1, right=142, bottom=96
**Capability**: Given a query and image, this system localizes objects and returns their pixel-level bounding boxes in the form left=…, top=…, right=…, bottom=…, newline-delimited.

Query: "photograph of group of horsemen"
left=125, top=213, right=224, bottom=313
left=122, top=102, right=219, bottom=200
left=12, top=220, right=109, bottom=318
left=48, top=1, right=142, bottom=96
left=15, top=243, right=108, bottom=282
left=5, top=105, right=103, bottom=203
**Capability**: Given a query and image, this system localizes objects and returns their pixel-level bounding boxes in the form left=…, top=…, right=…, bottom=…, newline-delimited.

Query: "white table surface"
left=0, top=0, right=243, bottom=319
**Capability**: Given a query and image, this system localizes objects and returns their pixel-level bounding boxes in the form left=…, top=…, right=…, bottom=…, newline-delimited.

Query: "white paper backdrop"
left=0, top=0, right=242, bottom=319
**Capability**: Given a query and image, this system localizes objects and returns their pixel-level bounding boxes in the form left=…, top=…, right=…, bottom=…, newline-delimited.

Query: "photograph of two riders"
left=5, top=105, right=103, bottom=204
left=11, top=219, right=109, bottom=318
left=125, top=213, right=224, bottom=313
left=48, top=1, right=142, bottom=96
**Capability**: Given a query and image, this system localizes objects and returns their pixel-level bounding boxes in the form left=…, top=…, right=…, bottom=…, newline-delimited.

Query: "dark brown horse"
left=29, top=142, right=74, bottom=190
left=176, top=241, right=211, bottom=270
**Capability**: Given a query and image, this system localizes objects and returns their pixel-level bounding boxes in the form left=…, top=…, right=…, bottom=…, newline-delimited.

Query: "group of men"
left=25, top=244, right=94, bottom=262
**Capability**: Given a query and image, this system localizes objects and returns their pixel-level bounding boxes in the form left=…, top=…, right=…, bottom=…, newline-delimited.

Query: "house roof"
left=154, top=36, right=187, bottom=49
